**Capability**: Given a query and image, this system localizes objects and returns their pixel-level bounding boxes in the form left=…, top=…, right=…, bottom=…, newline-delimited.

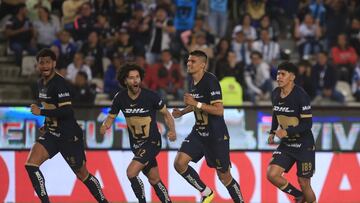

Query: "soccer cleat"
left=201, top=191, right=215, bottom=203
left=294, top=195, right=306, bottom=203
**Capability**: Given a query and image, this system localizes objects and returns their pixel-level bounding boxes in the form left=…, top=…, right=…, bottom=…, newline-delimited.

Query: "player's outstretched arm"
left=30, top=103, right=73, bottom=118
left=184, top=93, right=224, bottom=116
left=160, top=106, right=176, bottom=141
left=172, top=105, right=193, bottom=118
left=100, top=115, right=115, bottom=136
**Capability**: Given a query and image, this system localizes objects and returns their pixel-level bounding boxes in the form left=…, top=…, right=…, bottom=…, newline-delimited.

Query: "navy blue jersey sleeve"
left=152, top=92, right=165, bottom=110
left=208, top=75, right=223, bottom=104
left=109, top=92, right=122, bottom=118
left=286, top=91, right=313, bottom=136
left=56, top=80, right=72, bottom=106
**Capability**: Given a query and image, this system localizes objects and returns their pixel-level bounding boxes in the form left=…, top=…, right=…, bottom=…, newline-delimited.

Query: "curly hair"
left=117, top=63, right=145, bottom=87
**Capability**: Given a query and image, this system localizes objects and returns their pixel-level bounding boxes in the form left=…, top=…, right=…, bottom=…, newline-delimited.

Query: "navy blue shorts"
left=37, top=132, right=86, bottom=172
left=179, top=130, right=231, bottom=173
left=132, top=140, right=161, bottom=175
left=270, top=145, right=316, bottom=178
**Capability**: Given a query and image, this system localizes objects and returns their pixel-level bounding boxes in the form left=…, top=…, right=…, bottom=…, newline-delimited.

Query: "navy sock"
left=129, top=176, right=146, bottom=203
left=25, top=165, right=50, bottom=203
left=83, top=174, right=108, bottom=203
left=180, top=166, right=206, bottom=192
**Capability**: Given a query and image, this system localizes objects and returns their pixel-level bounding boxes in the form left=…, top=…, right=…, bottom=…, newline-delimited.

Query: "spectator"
left=111, top=0, right=133, bottom=27
left=257, top=15, right=279, bottom=41
left=188, top=31, right=213, bottom=60
left=213, top=38, right=230, bottom=63
left=134, top=53, right=152, bottom=88
left=294, top=13, right=322, bottom=59
left=295, top=60, right=316, bottom=99
left=233, top=14, right=257, bottom=42
left=4, top=3, right=37, bottom=66
left=62, top=0, right=87, bottom=26
left=245, top=0, right=266, bottom=27
left=324, top=0, right=348, bottom=48
left=66, top=52, right=92, bottom=83
left=215, top=50, right=245, bottom=89
left=309, top=0, right=326, bottom=26
left=26, top=0, right=52, bottom=21
left=207, top=0, right=228, bottom=38
left=73, top=2, right=97, bottom=43
left=80, top=31, right=104, bottom=78
left=252, top=29, right=280, bottom=65
left=52, top=29, right=77, bottom=67
left=313, top=51, right=345, bottom=103
left=148, top=49, right=184, bottom=101
left=146, top=7, right=175, bottom=64
left=331, top=33, right=358, bottom=83
left=348, top=17, right=360, bottom=55
left=104, top=54, right=124, bottom=99
left=94, top=14, right=117, bottom=49
left=108, top=27, right=135, bottom=60
left=244, top=51, right=272, bottom=102
left=231, top=30, right=251, bottom=65
left=33, top=6, right=60, bottom=49
left=71, top=71, right=96, bottom=104
left=180, top=16, right=215, bottom=49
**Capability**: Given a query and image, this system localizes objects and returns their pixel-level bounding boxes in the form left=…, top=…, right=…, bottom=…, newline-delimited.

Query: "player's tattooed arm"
left=160, top=106, right=176, bottom=141
left=100, top=115, right=115, bottom=136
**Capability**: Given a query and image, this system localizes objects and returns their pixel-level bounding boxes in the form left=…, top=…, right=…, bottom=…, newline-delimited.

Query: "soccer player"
left=100, top=63, right=176, bottom=203
left=26, top=48, right=108, bottom=203
left=172, top=50, right=245, bottom=203
left=267, top=61, right=316, bottom=203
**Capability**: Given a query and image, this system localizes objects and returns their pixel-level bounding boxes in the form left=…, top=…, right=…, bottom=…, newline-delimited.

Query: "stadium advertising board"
left=0, top=106, right=360, bottom=151
left=0, top=151, right=359, bottom=202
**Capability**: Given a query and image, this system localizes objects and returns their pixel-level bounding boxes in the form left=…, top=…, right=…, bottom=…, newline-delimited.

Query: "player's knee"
left=173, top=159, right=187, bottom=173
left=147, top=176, right=161, bottom=185
left=297, top=177, right=310, bottom=189
left=127, top=166, right=139, bottom=179
left=266, top=169, right=279, bottom=182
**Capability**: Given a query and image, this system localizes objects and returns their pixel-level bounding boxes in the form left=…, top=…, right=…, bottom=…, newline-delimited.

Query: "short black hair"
left=189, top=50, right=207, bottom=63
left=277, top=61, right=297, bottom=75
left=117, top=63, right=145, bottom=87
left=250, top=51, right=263, bottom=59
left=76, top=71, right=88, bottom=80
left=36, top=48, right=57, bottom=61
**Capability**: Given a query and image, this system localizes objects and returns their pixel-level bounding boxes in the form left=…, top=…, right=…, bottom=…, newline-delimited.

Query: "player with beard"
left=26, top=48, right=108, bottom=203
left=100, top=63, right=176, bottom=203
left=267, top=61, right=316, bottom=203
left=172, top=50, right=245, bottom=203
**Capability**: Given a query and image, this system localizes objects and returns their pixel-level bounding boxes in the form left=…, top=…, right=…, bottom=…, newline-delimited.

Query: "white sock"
left=201, top=187, right=212, bottom=196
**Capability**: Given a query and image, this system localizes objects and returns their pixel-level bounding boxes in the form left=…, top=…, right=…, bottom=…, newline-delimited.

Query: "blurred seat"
left=21, top=56, right=37, bottom=76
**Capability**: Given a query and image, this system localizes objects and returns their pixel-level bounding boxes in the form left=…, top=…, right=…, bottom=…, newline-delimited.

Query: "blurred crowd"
left=0, top=0, right=359, bottom=105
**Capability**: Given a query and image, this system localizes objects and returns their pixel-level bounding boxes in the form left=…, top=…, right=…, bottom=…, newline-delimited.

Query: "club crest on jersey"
left=273, top=106, right=294, bottom=112
left=125, top=108, right=149, bottom=114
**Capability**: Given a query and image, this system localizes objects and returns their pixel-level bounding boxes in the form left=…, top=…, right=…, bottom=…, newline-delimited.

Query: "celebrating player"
left=267, top=61, right=316, bottom=203
left=100, top=63, right=176, bottom=203
left=26, top=48, right=108, bottom=203
left=172, top=50, right=245, bottom=203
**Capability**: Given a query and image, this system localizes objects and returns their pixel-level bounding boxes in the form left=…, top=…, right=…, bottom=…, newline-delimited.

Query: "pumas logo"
left=125, top=108, right=149, bottom=114
left=273, top=106, right=294, bottom=112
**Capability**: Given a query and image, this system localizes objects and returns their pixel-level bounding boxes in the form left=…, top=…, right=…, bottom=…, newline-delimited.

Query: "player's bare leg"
left=25, top=142, right=50, bottom=203
left=127, top=160, right=146, bottom=203
left=217, top=169, right=244, bottom=203
left=74, top=164, right=108, bottom=203
left=145, top=166, right=171, bottom=202
left=267, top=164, right=303, bottom=200
left=298, top=177, right=316, bottom=203
left=174, top=152, right=213, bottom=202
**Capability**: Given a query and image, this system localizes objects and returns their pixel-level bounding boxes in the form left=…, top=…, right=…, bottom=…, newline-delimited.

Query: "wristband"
left=196, top=102, right=202, bottom=109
